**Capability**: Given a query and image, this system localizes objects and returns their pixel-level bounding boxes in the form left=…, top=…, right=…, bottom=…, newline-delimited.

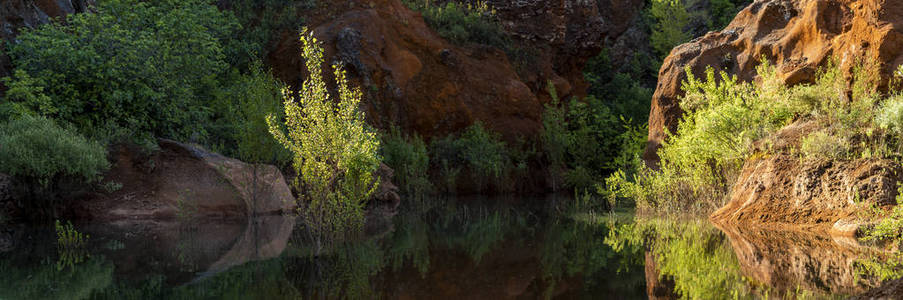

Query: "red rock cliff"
left=269, top=0, right=642, bottom=140
left=644, top=0, right=903, bottom=162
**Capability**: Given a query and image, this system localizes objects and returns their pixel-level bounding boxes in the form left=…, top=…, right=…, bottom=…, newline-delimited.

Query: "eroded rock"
left=711, top=153, right=902, bottom=228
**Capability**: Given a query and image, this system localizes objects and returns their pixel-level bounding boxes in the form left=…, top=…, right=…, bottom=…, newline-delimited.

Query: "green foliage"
left=5, top=0, right=240, bottom=142
left=875, top=95, right=903, bottom=141
left=541, top=81, right=647, bottom=196
left=583, top=49, right=655, bottom=123
left=403, top=0, right=507, bottom=49
left=428, top=122, right=508, bottom=194
left=0, top=256, right=114, bottom=300
left=0, top=116, right=109, bottom=187
left=606, top=218, right=753, bottom=299
left=608, top=61, right=798, bottom=211
left=857, top=184, right=903, bottom=281
left=210, top=64, right=292, bottom=166
left=55, top=220, right=89, bottom=250
left=649, top=0, right=691, bottom=58
left=381, top=127, right=434, bottom=199
left=457, top=122, right=507, bottom=191
left=800, top=130, right=851, bottom=159
left=224, top=0, right=315, bottom=70
left=268, top=30, right=381, bottom=241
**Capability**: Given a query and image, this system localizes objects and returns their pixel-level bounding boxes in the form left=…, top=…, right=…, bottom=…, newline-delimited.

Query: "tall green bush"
left=268, top=30, right=382, bottom=242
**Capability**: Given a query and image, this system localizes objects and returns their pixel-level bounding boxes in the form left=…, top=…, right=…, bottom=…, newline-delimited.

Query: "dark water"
left=0, top=197, right=890, bottom=299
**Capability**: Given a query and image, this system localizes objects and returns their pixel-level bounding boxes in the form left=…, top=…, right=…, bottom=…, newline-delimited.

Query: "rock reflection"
left=714, top=223, right=882, bottom=297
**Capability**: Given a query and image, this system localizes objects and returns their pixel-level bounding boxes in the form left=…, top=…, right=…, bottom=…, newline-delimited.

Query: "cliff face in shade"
left=644, top=0, right=903, bottom=162
left=269, top=0, right=643, bottom=140
left=0, top=0, right=93, bottom=81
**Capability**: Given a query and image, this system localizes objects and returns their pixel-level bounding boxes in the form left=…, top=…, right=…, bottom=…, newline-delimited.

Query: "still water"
left=0, top=197, right=891, bottom=299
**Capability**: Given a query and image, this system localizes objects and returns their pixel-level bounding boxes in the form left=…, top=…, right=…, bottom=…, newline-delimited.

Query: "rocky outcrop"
left=270, top=0, right=642, bottom=141
left=645, top=0, right=903, bottom=162
left=711, top=154, right=902, bottom=228
left=710, top=121, right=903, bottom=230
left=75, top=140, right=295, bottom=221
left=0, top=0, right=93, bottom=85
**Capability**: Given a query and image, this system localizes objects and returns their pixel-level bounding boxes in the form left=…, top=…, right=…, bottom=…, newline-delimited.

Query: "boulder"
left=75, top=139, right=295, bottom=221
left=645, top=0, right=903, bottom=163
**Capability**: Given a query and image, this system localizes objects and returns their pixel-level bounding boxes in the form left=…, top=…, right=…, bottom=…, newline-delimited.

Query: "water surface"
left=0, top=197, right=890, bottom=299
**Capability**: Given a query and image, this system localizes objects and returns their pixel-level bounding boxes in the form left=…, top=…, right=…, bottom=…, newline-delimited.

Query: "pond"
left=0, top=196, right=891, bottom=299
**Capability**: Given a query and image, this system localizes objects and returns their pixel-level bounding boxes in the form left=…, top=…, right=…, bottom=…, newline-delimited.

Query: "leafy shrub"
left=429, top=135, right=464, bottom=195
left=876, top=95, right=903, bottom=139
left=209, top=64, right=292, bottom=166
left=404, top=1, right=507, bottom=49
left=225, top=0, right=316, bottom=70
left=800, top=130, right=850, bottom=159
left=649, top=0, right=691, bottom=58
left=541, top=82, right=641, bottom=195
left=608, top=61, right=798, bottom=211
left=428, top=123, right=509, bottom=194
left=457, top=122, right=507, bottom=191
left=4, top=0, right=239, bottom=142
left=267, top=30, right=381, bottom=241
left=381, top=127, right=434, bottom=198
left=0, top=116, right=109, bottom=187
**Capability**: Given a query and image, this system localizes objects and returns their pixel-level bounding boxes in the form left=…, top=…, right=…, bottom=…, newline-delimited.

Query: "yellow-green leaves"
left=268, top=29, right=381, bottom=241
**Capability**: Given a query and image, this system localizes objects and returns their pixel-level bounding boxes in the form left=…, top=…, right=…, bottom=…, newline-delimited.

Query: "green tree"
left=4, top=0, right=239, bottom=142
left=267, top=30, right=382, bottom=243
left=650, top=0, right=692, bottom=58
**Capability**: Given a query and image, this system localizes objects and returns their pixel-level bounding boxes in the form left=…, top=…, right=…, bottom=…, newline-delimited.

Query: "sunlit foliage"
left=267, top=29, right=381, bottom=242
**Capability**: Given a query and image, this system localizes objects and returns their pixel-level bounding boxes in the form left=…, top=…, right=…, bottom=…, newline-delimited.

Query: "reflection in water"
left=605, top=217, right=886, bottom=299
left=0, top=198, right=896, bottom=299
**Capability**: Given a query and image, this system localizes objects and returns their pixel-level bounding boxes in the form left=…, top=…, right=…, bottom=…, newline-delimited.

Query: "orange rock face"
left=644, top=0, right=903, bottom=162
left=269, top=0, right=642, bottom=140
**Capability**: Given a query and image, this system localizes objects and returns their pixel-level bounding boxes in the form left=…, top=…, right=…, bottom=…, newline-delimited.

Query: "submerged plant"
left=55, top=220, right=90, bottom=270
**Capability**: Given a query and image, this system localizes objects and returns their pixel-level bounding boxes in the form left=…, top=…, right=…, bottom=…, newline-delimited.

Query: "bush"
left=608, top=61, right=798, bottom=211
left=4, top=0, right=239, bottom=142
left=381, top=127, right=433, bottom=199
left=268, top=30, right=382, bottom=242
left=800, top=130, right=850, bottom=159
left=876, top=95, right=903, bottom=139
left=649, top=0, right=691, bottom=58
left=404, top=1, right=508, bottom=49
left=428, top=122, right=509, bottom=194
left=0, top=116, right=109, bottom=187
left=457, top=122, right=507, bottom=191
left=209, top=64, right=292, bottom=166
